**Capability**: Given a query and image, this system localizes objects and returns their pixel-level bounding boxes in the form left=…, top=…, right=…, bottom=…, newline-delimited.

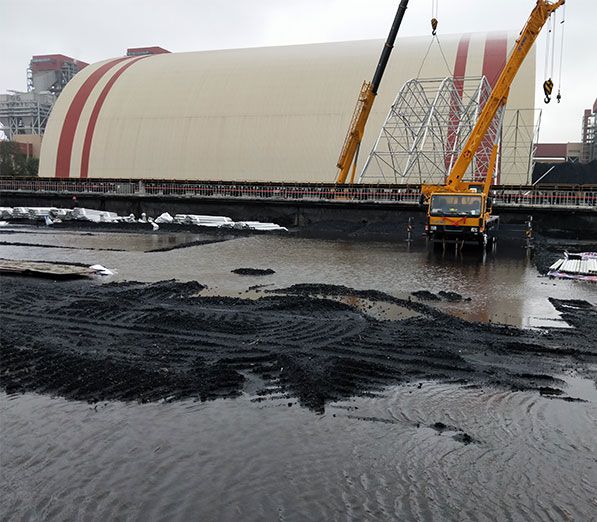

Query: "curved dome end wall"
left=39, top=33, right=535, bottom=184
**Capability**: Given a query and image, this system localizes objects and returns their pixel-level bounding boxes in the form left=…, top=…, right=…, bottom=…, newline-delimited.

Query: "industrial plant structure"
left=0, top=50, right=167, bottom=155
left=38, top=33, right=537, bottom=185
left=533, top=98, right=597, bottom=165
left=0, top=54, right=87, bottom=145
left=581, top=99, right=597, bottom=163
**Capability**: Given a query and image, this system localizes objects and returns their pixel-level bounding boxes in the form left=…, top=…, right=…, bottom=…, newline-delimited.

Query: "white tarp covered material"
left=89, top=264, right=115, bottom=276
left=172, top=215, right=287, bottom=230
left=70, top=208, right=119, bottom=223
left=548, top=252, right=597, bottom=282
left=1, top=207, right=287, bottom=232
left=115, top=214, right=137, bottom=223
left=155, top=212, right=174, bottom=224
left=49, top=208, right=71, bottom=218
left=173, top=214, right=233, bottom=226
left=11, top=207, right=31, bottom=218
left=234, top=221, right=288, bottom=231
left=27, top=207, right=56, bottom=219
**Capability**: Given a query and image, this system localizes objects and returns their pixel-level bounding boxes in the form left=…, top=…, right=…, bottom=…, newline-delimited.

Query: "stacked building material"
left=173, top=215, right=233, bottom=226
left=234, top=221, right=288, bottom=231
left=0, top=206, right=288, bottom=231
left=548, top=252, right=597, bottom=282
left=68, top=208, right=119, bottom=222
left=0, top=208, right=14, bottom=219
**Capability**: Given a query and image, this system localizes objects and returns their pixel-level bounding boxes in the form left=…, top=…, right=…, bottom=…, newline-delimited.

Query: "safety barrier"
left=1, top=178, right=595, bottom=209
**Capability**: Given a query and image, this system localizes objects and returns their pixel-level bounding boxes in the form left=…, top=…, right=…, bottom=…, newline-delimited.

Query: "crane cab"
left=425, top=192, right=498, bottom=247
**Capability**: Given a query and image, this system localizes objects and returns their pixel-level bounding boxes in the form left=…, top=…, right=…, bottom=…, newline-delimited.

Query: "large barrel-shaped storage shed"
left=39, top=32, right=535, bottom=184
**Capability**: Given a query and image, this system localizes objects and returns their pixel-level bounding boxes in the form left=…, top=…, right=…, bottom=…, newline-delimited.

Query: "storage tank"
left=39, top=33, right=535, bottom=184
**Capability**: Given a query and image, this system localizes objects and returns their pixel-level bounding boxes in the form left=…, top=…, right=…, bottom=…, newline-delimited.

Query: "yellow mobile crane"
left=422, top=0, right=565, bottom=247
left=336, top=0, right=410, bottom=185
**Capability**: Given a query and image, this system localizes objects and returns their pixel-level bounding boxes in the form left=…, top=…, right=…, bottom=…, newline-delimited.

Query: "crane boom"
left=423, top=0, right=565, bottom=248
left=336, top=0, right=410, bottom=185
left=423, top=0, right=565, bottom=198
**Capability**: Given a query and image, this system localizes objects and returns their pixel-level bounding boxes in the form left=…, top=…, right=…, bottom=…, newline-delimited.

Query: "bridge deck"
left=1, top=178, right=596, bottom=211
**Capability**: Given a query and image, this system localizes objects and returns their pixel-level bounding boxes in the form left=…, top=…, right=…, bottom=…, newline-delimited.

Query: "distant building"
left=0, top=54, right=87, bottom=144
left=126, top=47, right=171, bottom=57
left=28, top=54, right=88, bottom=95
left=581, top=99, right=597, bottom=163
left=0, top=49, right=165, bottom=150
left=534, top=142, right=584, bottom=163
left=532, top=100, right=597, bottom=185
left=0, top=91, right=56, bottom=144
left=13, top=133, right=43, bottom=158
left=535, top=99, right=597, bottom=167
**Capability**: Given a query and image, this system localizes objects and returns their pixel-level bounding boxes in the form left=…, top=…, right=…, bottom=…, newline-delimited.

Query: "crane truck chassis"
left=424, top=189, right=499, bottom=247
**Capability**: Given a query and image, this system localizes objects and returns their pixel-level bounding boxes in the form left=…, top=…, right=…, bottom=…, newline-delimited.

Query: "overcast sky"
left=1, top=0, right=595, bottom=142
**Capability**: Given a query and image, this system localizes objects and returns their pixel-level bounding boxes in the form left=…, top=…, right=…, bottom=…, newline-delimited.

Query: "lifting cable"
left=417, top=0, right=451, bottom=78
left=543, top=12, right=557, bottom=104
left=435, top=36, right=452, bottom=77
left=556, top=4, right=566, bottom=103
left=417, top=39, right=435, bottom=78
left=550, top=14, right=557, bottom=80
left=431, top=0, right=439, bottom=35
left=416, top=36, right=452, bottom=79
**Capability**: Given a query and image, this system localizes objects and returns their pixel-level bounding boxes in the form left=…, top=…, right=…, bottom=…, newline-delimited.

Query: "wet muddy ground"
left=1, top=225, right=596, bottom=520
left=2, top=277, right=595, bottom=409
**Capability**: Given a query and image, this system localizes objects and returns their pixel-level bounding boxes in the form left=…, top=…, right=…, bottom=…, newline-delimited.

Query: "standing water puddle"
left=1, top=226, right=595, bottom=520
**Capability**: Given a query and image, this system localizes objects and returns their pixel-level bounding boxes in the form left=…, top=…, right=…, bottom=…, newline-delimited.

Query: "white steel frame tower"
left=359, top=76, right=507, bottom=185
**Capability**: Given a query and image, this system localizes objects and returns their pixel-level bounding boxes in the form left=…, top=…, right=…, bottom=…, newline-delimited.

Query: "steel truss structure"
left=359, top=76, right=506, bottom=185
left=500, top=108, right=542, bottom=184
left=582, top=106, right=596, bottom=163
left=0, top=92, right=54, bottom=140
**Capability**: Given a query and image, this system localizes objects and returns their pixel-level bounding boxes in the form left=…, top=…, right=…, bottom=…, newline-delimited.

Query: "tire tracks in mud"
left=1, top=278, right=595, bottom=411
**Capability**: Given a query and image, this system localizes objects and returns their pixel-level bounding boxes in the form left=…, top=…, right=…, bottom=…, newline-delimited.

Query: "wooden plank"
left=0, top=260, right=96, bottom=279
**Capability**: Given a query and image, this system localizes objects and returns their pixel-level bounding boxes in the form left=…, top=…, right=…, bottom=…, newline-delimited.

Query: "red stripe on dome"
left=453, top=34, right=471, bottom=95
left=445, top=34, right=471, bottom=171
left=80, top=56, right=147, bottom=179
left=55, top=57, right=130, bottom=178
left=479, top=32, right=508, bottom=182
left=482, top=32, right=508, bottom=88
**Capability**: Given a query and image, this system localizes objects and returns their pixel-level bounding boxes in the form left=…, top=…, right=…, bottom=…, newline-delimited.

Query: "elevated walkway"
left=1, top=178, right=595, bottom=211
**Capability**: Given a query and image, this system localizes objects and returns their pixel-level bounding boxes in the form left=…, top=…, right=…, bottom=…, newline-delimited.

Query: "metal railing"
left=1, top=177, right=596, bottom=209
left=491, top=186, right=597, bottom=209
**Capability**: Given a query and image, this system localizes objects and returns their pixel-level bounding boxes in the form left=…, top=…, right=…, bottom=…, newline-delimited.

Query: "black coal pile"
left=1, top=278, right=595, bottom=412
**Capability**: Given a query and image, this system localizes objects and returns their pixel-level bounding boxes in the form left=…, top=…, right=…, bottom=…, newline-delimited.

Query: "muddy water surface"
left=1, top=226, right=595, bottom=327
left=1, top=226, right=596, bottom=521
left=2, top=379, right=596, bottom=521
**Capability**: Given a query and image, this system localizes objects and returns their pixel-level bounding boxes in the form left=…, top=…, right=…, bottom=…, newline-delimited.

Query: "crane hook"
left=556, top=89, right=561, bottom=103
left=543, top=78, right=553, bottom=104
left=431, top=18, right=438, bottom=36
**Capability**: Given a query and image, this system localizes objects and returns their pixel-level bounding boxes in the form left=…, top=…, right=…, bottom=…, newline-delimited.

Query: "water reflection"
left=0, top=227, right=594, bottom=328
left=2, top=376, right=595, bottom=521
left=2, top=227, right=596, bottom=520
